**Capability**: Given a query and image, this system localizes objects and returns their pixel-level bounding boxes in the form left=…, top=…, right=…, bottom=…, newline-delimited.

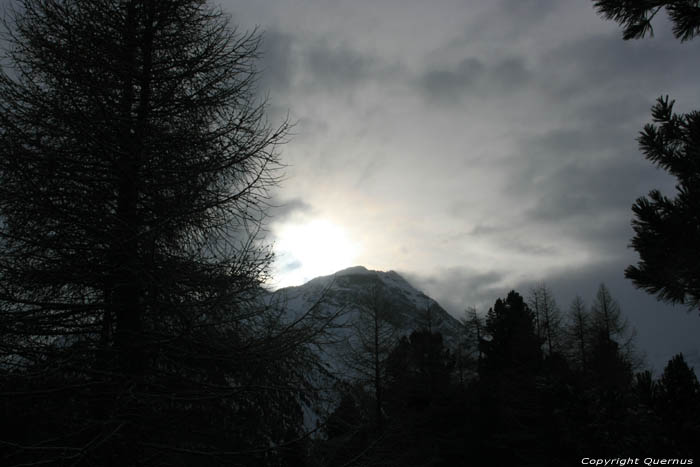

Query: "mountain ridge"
left=269, top=265, right=463, bottom=353
left=265, top=266, right=465, bottom=429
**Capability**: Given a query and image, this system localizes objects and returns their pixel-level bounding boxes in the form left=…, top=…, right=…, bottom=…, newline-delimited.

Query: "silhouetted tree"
left=588, top=328, right=634, bottom=392
left=481, top=291, right=542, bottom=374
left=386, top=330, right=454, bottom=412
left=654, top=353, right=700, bottom=454
left=593, top=0, right=700, bottom=41
left=592, top=1, right=700, bottom=311
left=382, top=330, right=460, bottom=466
left=625, top=97, right=700, bottom=310
left=317, top=383, right=375, bottom=467
left=585, top=285, right=637, bottom=396
left=417, top=299, right=437, bottom=333
left=344, top=282, right=397, bottom=432
left=590, top=284, right=637, bottom=361
left=528, top=283, right=563, bottom=358
left=479, top=291, right=544, bottom=463
left=457, top=306, right=484, bottom=382
left=567, top=295, right=590, bottom=371
left=635, top=370, right=657, bottom=408
left=657, top=354, right=700, bottom=407
left=0, top=1, right=321, bottom=465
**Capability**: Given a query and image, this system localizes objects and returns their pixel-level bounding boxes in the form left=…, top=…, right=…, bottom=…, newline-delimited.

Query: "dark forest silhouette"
left=0, top=0, right=328, bottom=465
left=316, top=288, right=699, bottom=466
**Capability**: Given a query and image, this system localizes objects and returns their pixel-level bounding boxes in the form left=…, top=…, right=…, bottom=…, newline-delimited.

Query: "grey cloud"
left=524, top=158, right=650, bottom=220
left=470, top=224, right=506, bottom=237
left=574, top=95, right=654, bottom=129
left=499, top=0, right=561, bottom=21
left=502, top=95, right=678, bottom=233
left=493, top=57, right=530, bottom=83
left=446, top=0, right=561, bottom=50
left=267, top=198, right=313, bottom=223
left=353, top=156, right=385, bottom=189
left=512, top=155, right=663, bottom=259
left=259, top=29, right=398, bottom=95
left=290, top=37, right=407, bottom=94
left=506, top=239, right=558, bottom=257
left=259, top=30, right=296, bottom=92
left=522, top=123, right=636, bottom=161
left=304, top=42, right=377, bottom=89
left=541, top=33, right=700, bottom=101
left=583, top=216, right=636, bottom=259
left=280, top=259, right=302, bottom=273
left=459, top=224, right=559, bottom=257
left=404, top=267, right=507, bottom=315
left=439, top=225, right=505, bottom=244
left=420, top=58, right=484, bottom=98
left=528, top=191, right=598, bottom=222
left=418, top=56, right=531, bottom=101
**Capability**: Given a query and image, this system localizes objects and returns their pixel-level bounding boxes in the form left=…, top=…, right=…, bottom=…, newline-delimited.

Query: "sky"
left=221, top=0, right=700, bottom=372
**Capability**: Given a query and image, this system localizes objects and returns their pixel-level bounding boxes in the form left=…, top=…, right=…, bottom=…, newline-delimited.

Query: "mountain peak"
left=267, top=266, right=464, bottom=432
left=273, top=266, right=462, bottom=346
left=335, top=265, right=372, bottom=276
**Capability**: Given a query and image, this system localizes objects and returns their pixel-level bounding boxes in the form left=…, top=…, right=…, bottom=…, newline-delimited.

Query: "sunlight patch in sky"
left=271, top=219, right=359, bottom=288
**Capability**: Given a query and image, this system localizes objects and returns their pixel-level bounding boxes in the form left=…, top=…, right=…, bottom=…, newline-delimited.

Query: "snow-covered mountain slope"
left=262, top=266, right=464, bottom=431
left=268, top=266, right=463, bottom=373
left=279, top=266, right=460, bottom=340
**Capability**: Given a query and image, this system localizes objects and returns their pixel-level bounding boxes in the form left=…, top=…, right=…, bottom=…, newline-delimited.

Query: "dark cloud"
left=259, top=29, right=296, bottom=92
left=267, top=198, right=313, bottom=224
left=469, top=224, right=506, bottom=237
left=524, top=158, right=650, bottom=221
left=259, top=28, right=398, bottom=96
left=540, top=32, right=700, bottom=102
left=454, top=223, right=560, bottom=257
left=418, top=56, right=531, bottom=101
left=419, top=58, right=484, bottom=98
left=446, top=0, right=562, bottom=49
left=404, top=267, right=507, bottom=315
left=303, top=42, right=378, bottom=89
left=495, top=123, right=677, bottom=265
left=496, top=93, right=678, bottom=258
left=499, top=0, right=561, bottom=21
left=505, top=238, right=559, bottom=257
left=574, top=94, right=654, bottom=129
left=522, top=122, right=638, bottom=161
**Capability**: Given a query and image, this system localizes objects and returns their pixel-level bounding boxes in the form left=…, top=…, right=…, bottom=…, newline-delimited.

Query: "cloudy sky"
left=222, top=0, right=700, bottom=372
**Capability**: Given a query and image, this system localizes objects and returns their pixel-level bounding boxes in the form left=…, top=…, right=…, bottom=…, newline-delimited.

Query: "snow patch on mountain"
left=268, top=266, right=462, bottom=373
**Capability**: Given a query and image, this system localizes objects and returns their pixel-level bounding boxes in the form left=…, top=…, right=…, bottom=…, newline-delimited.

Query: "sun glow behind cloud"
left=271, top=219, right=359, bottom=288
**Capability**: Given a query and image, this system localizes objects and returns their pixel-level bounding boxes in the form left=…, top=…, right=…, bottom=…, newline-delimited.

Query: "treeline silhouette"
left=315, top=287, right=700, bottom=466
left=0, top=1, right=323, bottom=465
